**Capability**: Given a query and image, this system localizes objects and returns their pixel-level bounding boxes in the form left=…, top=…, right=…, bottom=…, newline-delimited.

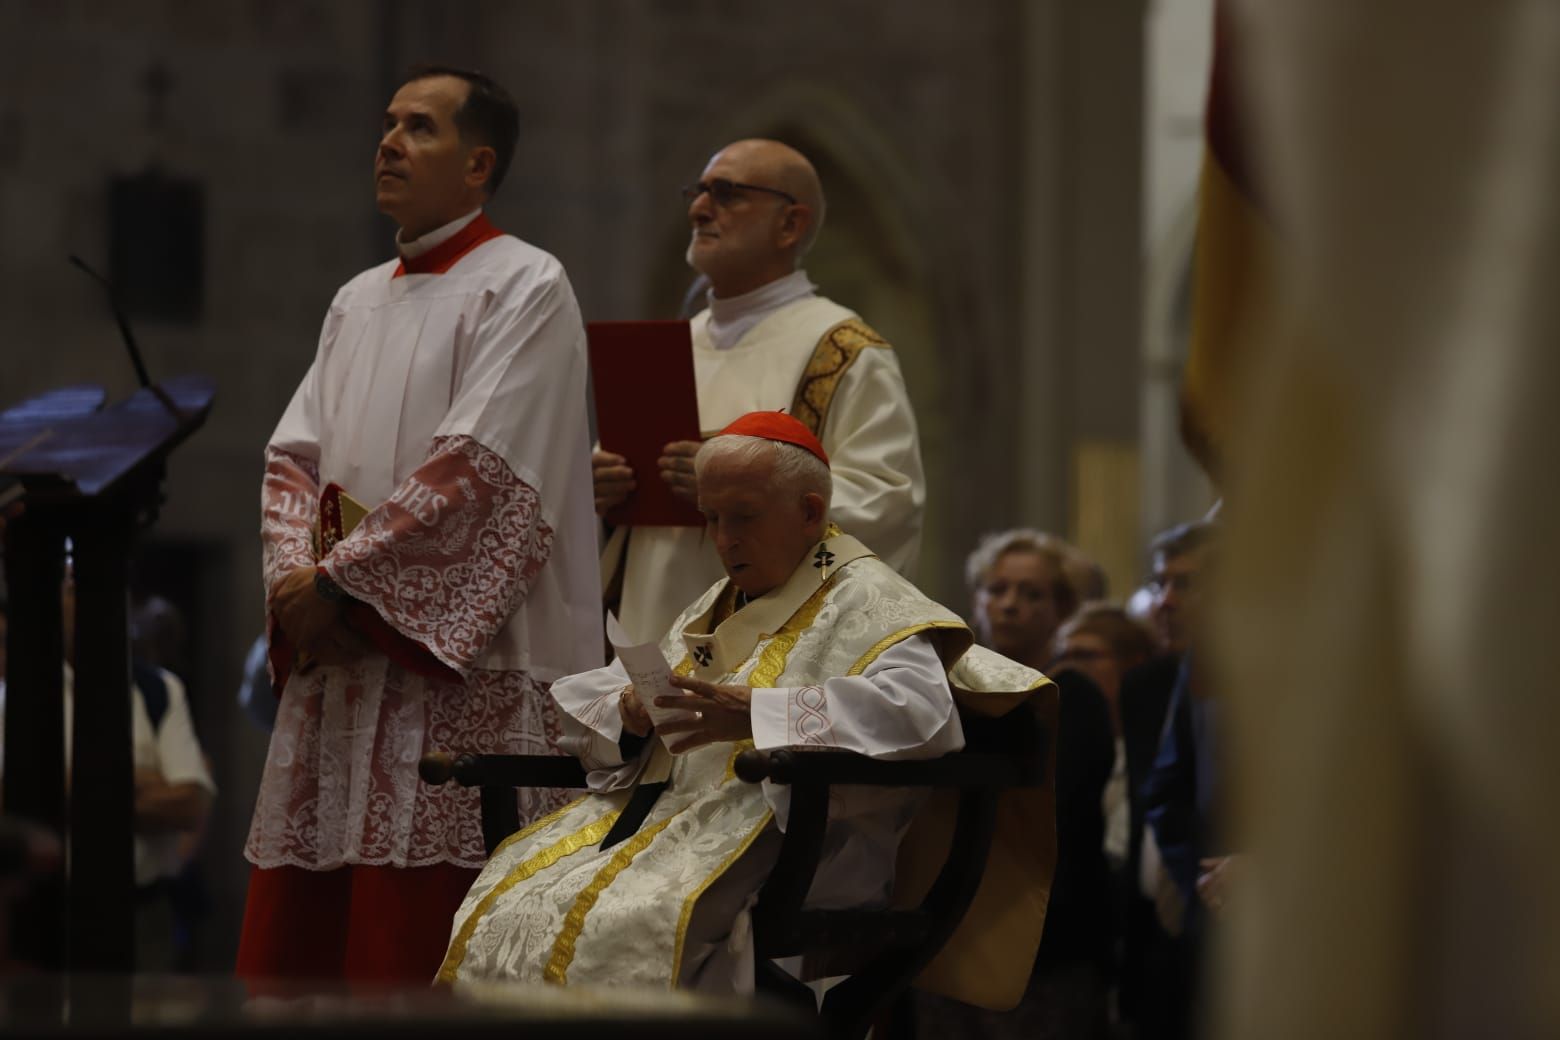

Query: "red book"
left=587, top=321, right=705, bottom=527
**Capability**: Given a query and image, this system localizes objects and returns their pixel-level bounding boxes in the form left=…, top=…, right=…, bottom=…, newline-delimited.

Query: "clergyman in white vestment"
left=594, top=139, right=926, bottom=644
left=440, top=413, right=1049, bottom=995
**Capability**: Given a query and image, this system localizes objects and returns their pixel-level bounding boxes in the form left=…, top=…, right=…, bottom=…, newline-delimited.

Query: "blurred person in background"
left=1053, top=605, right=1156, bottom=744
left=966, top=529, right=1082, bottom=670
left=1145, top=523, right=1216, bottom=659
left=1137, top=523, right=1223, bottom=1040
left=0, top=576, right=215, bottom=971
left=1053, top=605, right=1157, bottom=870
left=130, top=594, right=214, bottom=971
left=1115, top=521, right=1216, bottom=1039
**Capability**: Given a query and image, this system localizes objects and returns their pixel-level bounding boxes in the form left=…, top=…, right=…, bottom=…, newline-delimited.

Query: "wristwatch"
left=314, top=567, right=349, bottom=603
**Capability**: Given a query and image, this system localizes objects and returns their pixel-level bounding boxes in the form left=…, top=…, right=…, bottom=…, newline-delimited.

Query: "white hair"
left=964, top=528, right=1077, bottom=599
left=694, top=434, right=832, bottom=516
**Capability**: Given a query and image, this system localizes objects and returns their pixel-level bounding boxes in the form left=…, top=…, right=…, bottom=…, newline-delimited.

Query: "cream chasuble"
left=440, top=533, right=1055, bottom=1007
left=605, top=291, right=926, bottom=644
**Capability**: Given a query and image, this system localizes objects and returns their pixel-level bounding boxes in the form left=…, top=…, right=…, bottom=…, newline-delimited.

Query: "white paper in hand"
left=606, top=613, right=694, bottom=748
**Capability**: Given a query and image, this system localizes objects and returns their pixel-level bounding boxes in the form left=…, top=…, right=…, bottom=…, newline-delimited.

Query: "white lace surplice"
left=248, top=228, right=601, bottom=870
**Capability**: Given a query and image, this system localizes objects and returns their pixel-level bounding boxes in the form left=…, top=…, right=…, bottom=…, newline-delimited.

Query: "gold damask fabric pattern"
left=437, top=742, right=770, bottom=988
left=788, top=317, right=892, bottom=437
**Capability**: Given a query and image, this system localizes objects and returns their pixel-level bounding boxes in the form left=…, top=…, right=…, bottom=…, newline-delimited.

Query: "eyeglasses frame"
left=681, top=177, right=799, bottom=207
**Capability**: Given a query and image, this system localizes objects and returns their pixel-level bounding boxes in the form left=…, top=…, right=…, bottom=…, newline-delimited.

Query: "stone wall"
left=391, top=0, right=1033, bottom=599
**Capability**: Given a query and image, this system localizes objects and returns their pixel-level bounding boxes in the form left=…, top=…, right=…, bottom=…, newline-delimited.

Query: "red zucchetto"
left=716, top=411, right=829, bottom=466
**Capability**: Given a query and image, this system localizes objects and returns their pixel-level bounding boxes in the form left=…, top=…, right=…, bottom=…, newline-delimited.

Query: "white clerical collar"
left=704, top=269, right=817, bottom=351
left=397, top=208, right=483, bottom=259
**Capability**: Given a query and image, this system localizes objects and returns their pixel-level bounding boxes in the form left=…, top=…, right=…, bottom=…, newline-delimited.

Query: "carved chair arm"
left=734, top=747, right=1042, bottom=789
left=419, top=751, right=590, bottom=790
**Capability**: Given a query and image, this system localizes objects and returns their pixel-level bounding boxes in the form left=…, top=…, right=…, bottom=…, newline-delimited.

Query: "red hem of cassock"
left=235, top=862, right=478, bottom=984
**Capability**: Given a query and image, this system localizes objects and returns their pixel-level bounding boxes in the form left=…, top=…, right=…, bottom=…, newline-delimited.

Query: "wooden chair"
left=420, top=697, right=1048, bottom=1040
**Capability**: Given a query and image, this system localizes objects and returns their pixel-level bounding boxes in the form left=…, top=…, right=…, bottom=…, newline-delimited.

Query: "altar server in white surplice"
left=237, top=65, right=600, bottom=985
left=593, top=139, right=926, bottom=644
left=439, top=412, right=1051, bottom=996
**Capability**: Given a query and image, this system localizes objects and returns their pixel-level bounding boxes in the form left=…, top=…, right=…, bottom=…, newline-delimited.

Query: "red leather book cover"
left=586, top=321, right=705, bottom=527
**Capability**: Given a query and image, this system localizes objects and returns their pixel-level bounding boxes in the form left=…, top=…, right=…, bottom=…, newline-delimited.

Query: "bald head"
left=715, top=139, right=826, bottom=254
left=686, top=139, right=827, bottom=297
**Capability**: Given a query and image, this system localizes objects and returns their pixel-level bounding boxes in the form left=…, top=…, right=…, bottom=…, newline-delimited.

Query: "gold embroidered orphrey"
left=788, top=317, right=892, bottom=436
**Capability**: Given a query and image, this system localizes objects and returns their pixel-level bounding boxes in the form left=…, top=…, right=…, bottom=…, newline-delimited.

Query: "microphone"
left=68, top=255, right=180, bottom=416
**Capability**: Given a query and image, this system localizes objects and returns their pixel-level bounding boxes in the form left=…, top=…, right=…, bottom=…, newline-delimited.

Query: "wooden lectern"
left=0, top=375, right=214, bottom=972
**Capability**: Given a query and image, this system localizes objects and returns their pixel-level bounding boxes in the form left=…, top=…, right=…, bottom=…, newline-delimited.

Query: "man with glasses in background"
left=593, top=139, right=926, bottom=643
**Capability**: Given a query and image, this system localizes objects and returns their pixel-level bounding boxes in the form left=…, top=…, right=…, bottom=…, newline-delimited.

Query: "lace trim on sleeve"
left=261, top=446, right=320, bottom=600
left=323, top=434, right=554, bottom=674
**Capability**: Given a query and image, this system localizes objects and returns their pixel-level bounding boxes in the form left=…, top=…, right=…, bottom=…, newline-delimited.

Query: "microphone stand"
left=67, top=254, right=182, bottom=418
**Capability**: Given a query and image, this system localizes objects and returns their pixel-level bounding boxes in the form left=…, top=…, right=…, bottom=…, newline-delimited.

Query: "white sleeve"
left=820, top=348, right=926, bottom=577
left=748, top=634, right=963, bottom=760
left=551, top=658, right=646, bottom=792
left=433, top=261, right=592, bottom=524
left=153, top=671, right=216, bottom=795
left=747, top=635, right=962, bottom=830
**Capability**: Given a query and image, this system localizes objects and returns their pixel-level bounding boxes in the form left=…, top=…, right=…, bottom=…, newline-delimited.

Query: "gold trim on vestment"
left=671, top=809, right=775, bottom=986
left=681, top=531, right=866, bottom=681
left=747, top=575, right=839, bottom=688
left=436, top=805, right=621, bottom=983
left=529, top=651, right=703, bottom=986
left=789, top=318, right=891, bottom=436
left=846, top=621, right=974, bottom=676
left=662, top=545, right=856, bottom=987
left=489, top=795, right=588, bottom=860
left=542, top=813, right=681, bottom=984
left=659, top=559, right=847, bottom=982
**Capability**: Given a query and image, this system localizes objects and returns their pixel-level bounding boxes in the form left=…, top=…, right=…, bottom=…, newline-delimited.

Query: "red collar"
left=392, top=213, right=503, bottom=278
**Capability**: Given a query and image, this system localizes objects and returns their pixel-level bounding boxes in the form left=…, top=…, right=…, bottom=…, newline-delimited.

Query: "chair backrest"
left=737, top=693, right=1055, bottom=1039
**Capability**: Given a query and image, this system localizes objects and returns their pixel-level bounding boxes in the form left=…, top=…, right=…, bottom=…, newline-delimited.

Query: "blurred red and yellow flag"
left=1181, top=2, right=1276, bottom=482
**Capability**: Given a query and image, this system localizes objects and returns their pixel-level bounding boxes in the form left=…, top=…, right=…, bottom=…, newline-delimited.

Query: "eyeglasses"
left=681, top=177, right=798, bottom=207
